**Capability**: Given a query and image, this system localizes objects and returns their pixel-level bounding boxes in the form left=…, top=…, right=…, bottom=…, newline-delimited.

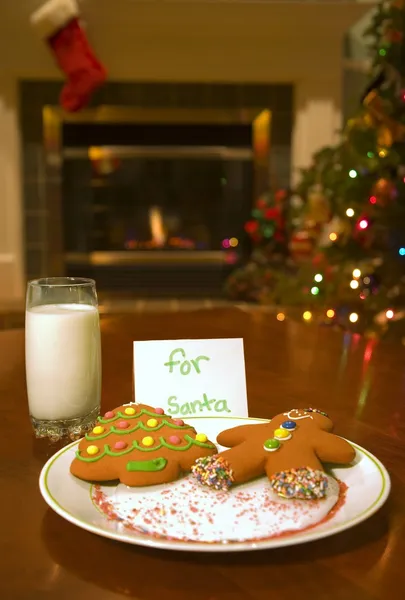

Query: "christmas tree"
left=228, top=0, right=405, bottom=340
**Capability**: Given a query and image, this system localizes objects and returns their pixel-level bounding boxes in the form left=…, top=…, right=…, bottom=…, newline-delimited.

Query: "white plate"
left=39, top=416, right=390, bottom=552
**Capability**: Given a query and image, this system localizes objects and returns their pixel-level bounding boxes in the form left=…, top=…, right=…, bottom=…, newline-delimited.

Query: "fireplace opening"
left=44, top=107, right=271, bottom=296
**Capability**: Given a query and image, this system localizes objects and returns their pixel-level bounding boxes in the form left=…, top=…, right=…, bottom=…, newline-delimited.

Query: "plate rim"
left=39, top=416, right=391, bottom=552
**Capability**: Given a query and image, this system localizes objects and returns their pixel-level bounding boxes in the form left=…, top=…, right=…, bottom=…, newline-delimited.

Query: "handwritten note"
left=133, top=338, right=248, bottom=417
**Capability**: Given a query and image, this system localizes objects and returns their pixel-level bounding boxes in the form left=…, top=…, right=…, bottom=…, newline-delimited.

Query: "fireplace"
left=42, top=105, right=272, bottom=296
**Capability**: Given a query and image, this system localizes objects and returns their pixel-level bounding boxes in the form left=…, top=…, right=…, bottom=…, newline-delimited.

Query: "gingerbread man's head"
left=273, top=407, right=333, bottom=433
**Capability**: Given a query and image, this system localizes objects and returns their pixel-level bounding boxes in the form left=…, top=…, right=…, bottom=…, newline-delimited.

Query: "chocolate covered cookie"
left=70, top=403, right=217, bottom=486
left=192, top=408, right=355, bottom=499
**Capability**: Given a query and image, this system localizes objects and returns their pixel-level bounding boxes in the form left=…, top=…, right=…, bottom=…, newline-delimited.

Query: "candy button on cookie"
left=86, top=445, right=99, bottom=455
left=173, top=418, right=184, bottom=426
left=274, top=428, right=292, bottom=441
left=154, top=407, right=165, bottom=415
left=141, top=436, right=154, bottom=447
left=281, top=420, right=296, bottom=431
left=104, top=411, right=114, bottom=419
left=124, top=407, right=136, bottom=416
left=146, top=418, right=158, bottom=428
left=263, top=438, right=280, bottom=452
left=92, top=425, right=104, bottom=435
left=117, top=420, right=129, bottom=429
left=195, top=433, right=208, bottom=443
left=168, top=435, right=181, bottom=445
left=114, top=441, right=127, bottom=450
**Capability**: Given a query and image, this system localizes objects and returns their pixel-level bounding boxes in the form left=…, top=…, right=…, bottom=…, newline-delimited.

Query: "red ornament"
left=274, top=231, right=285, bottom=242
left=312, top=253, right=325, bottom=266
left=387, top=29, right=403, bottom=43
left=265, top=207, right=279, bottom=220
left=275, top=189, right=287, bottom=203
left=245, top=220, right=259, bottom=234
left=289, top=230, right=314, bottom=262
left=256, top=198, right=267, bottom=210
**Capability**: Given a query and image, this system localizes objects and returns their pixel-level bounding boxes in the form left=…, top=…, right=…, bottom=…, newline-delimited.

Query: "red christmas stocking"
left=31, top=0, right=107, bottom=112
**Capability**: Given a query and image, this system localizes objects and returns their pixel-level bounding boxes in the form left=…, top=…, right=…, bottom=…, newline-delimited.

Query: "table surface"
left=1, top=308, right=403, bottom=600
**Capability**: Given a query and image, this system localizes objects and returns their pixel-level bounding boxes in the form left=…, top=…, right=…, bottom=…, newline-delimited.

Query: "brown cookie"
left=70, top=403, right=217, bottom=486
left=192, top=408, right=355, bottom=499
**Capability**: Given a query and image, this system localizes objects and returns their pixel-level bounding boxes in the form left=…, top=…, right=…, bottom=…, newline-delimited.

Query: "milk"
left=25, top=303, right=101, bottom=421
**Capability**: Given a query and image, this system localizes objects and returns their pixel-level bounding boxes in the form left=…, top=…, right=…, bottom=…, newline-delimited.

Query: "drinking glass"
left=25, top=277, right=102, bottom=441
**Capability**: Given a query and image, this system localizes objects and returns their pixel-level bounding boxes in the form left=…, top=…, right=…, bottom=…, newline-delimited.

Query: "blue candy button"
left=281, top=420, right=296, bottom=430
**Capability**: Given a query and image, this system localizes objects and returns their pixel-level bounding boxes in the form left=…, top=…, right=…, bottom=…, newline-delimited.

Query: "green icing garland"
left=76, top=434, right=215, bottom=463
left=86, top=418, right=187, bottom=441
left=126, top=458, right=167, bottom=472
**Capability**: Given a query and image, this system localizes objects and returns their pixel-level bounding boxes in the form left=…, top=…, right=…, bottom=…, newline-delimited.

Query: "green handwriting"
left=168, top=393, right=231, bottom=415
left=164, top=347, right=210, bottom=375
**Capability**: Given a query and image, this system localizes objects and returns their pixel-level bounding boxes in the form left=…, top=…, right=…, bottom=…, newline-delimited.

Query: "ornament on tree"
left=289, top=230, right=314, bottom=262
left=371, top=178, right=397, bottom=206
left=318, top=216, right=351, bottom=248
left=244, top=190, right=288, bottom=246
left=353, top=216, right=374, bottom=249
left=363, top=90, right=405, bottom=146
left=30, top=0, right=107, bottom=112
left=305, top=184, right=330, bottom=227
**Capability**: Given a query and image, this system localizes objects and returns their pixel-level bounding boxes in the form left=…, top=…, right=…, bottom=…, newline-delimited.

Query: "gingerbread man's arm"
left=313, top=431, right=356, bottom=465
left=217, top=423, right=268, bottom=448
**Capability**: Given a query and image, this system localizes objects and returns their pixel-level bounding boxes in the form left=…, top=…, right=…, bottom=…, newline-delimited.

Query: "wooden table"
left=1, top=308, right=403, bottom=599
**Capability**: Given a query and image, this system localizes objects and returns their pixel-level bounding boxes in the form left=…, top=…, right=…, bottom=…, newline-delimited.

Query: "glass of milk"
left=25, top=277, right=101, bottom=442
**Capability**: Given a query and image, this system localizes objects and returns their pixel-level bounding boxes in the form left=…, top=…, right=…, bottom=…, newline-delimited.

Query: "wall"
left=0, top=0, right=372, bottom=301
left=0, top=75, right=25, bottom=302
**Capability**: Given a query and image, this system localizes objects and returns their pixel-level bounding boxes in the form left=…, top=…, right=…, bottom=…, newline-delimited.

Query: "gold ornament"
left=363, top=90, right=405, bottom=146
left=362, top=113, right=375, bottom=128
left=371, top=178, right=397, bottom=206
left=377, top=126, right=393, bottom=149
left=306, top=184, right=330, bottom=226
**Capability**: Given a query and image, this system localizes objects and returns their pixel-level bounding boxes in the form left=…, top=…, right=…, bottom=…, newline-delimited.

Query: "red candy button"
left=168, top=435, right=181, bottom=445
left=117, top=420, right=129, bottom=429
left=114, top=441, right=127, bottom=450
left=104, top=411, right=114, bottom=419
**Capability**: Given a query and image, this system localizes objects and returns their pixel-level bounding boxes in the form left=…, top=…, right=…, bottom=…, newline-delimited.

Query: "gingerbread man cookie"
left=191, top=408, right=355, bottom=499
left=70, top=403, right=217, bottom=486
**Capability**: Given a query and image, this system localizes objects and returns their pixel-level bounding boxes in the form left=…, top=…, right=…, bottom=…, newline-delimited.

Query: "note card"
left=133, top=338, right=248, bottom=417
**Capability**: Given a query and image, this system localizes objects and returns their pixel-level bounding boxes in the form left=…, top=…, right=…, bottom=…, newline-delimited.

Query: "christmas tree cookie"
left=70, top=403, right=217, bottom=486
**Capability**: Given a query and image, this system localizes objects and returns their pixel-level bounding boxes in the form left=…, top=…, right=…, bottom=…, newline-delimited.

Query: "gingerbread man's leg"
left=192, top=443, right=265, bottom=491
left=264, top=458, right=329, bottom=500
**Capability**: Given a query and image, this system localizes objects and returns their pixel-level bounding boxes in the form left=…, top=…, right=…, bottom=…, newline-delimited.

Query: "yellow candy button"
left=274, top=428, right=291, bottom=440
left=124, top=407, right=136, bottom=415
left=146, top=418, right=158, bottom=428
left=195, top=433, right=208, bottom=443
left=87, top=445, right=99, bottom=455
left=141, top=436, right=154, bottom=447
left=92, top=425, right=104, bottom=435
